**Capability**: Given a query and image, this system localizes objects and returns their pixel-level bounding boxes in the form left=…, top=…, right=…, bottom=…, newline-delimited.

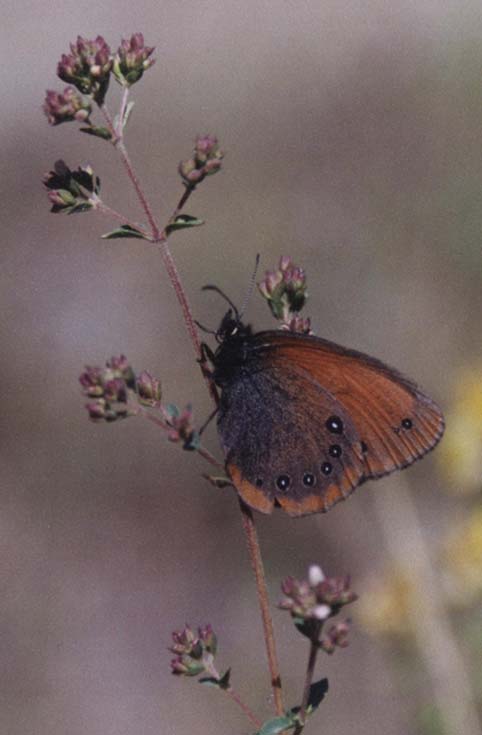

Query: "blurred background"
left=2, top=1, right=482, bottom=733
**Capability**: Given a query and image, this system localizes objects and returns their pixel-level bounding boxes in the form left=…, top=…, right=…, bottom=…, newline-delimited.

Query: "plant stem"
left=203, top=657, right=262, bottom=729
left=118, top=140, right=160, bottom=237
left=226, top=686, right=263, bottom=729
left=117, top=86, right=130, bottom=137
left=109, top=129, right=283, bottom=719
left=95, top=200, right=150, bottom=237
left=293, top=622, right=322, bottom=735
left=100, top=102, right=160, bottom=238
left=240, top=501, right=284, bottom=716
left=136, top=407, right=223, bottom=470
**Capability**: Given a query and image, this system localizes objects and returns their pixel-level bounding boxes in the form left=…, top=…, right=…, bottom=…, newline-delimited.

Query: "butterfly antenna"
left=201, top=285, right=240, bottom=319
left=194, top=319, right=217, bottom=336
left=239, top=253, right=260, bottom=319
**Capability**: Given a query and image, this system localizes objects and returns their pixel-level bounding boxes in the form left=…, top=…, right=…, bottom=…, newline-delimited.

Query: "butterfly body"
left=209, top=314, right=445, bottom=517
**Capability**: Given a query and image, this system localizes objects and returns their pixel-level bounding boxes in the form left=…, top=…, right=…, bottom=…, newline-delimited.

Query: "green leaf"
left=165, top=214, right=204, bottom=235
left=80, top=125, right=113, bottom=141
left=256, top=715, right=296, bottom=735
left=67, top=202, right=94, bottom=215
left=217, top=668, right=231, bottom=690
left=306, top=678, right=329, bottom=713
left=101, top=224, right=150, bottom=240
left=183, top=430, right=200, bottom=451
left=163, top=403, right=180, bottom=419
left=199, top=668, right=230, bottom=690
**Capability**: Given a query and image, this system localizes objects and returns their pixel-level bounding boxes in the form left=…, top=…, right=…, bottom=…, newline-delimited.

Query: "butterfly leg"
left=199, top=342, right=220, bottom=405
left=199, top=342, right=216, bottom=375
left=198, top=405, right=220, bottom=436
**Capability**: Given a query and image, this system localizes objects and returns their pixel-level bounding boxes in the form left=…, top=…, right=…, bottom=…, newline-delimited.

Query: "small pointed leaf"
left=101, top=224, right=150, bottom=240
left=67, top=202, right=94, bottom=215
left=165, top=214, right=204, bottom=235
left=80, top=125, right=113, bottom=141
left=256, top=715, right=296, bottom=735
left=217, top=668, right=231, bottom=690
left=122, top=100, right=135, bottom=130
left=199, top=668, right=230, bottom=690
left=306, top=678, right=329, bottom=713
left=164, top=403, right=180, bottom=419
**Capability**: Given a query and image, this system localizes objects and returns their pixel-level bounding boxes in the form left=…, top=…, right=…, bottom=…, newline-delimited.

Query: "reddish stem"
left=137, top=407, right=223, bottom=470
left=100, top=103, right=160, bottom=237
left=293, top=624, right=322, bottom=735
left=226, top=687, right=263, bottom=729
left=240, top=501, right=284, bottom=716
left=105, top=122, right=284, bottom=717
left=117, top=87, right=130, bottom=137
left=118, top=140, right=160, bottom=237
left=95, top=200, right=150, bottom=237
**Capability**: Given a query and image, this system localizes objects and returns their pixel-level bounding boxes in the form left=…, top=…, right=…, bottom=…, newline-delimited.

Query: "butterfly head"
left=215, top=309, right=252, bottom=345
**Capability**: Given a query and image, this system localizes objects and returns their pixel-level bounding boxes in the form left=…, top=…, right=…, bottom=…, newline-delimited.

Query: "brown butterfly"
left=204, top=304, right=445, bottom=517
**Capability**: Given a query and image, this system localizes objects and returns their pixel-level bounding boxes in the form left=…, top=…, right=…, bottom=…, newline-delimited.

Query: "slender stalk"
left=136, top=407, right=224, bottom=470
left=226, top=686, right=263, bottom=729
left=197, top=446, right=225, bottom=471
left=117, top=86, right=130, bottom=138
left=117, top=140, right=160, bottom=237
left=202, top=657, right=262, bottom=729
left=158, top=239, right=202, bottom=355
left=293, top=623, right=322, bottom=735
left=100, top=102, right=160, bottom=238
left=240, top=501, right=284, bottom=716
left=106, top=122, right=284, bottom=717
left=95, top=200, right=150, bottom=237
left=97, top=101, right=118, bottom=141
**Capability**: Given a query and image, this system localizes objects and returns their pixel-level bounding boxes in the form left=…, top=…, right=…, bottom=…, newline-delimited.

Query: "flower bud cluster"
left=319, top=621, right=351, bottom=654
left=170, top=624, right=218, bottom=677
left=113, top=33, right=155, bottom=87
left=258, top=256, right=311, bottom=331
left=279, top=565, right=357, bottom=648
left=43, top=160, right=100, bottom=214
left=178, top=135, right=224, bottom=188
left=136, top=371, right=162, bottom=406
left=57, top=35, right=113, bottom=105
left=161, top=404, right=200, bottom=450
left=44, top=34, right=155, bottom=127
left=43, top=87, right=92, bottom=126
left=79, top=355, right=137, bottom=422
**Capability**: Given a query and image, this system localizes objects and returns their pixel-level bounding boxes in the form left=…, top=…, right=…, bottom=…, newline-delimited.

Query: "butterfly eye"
left=276, top=474, right=291, bottom=492
left=255, top=477, right=264, bottom=487
left=401, top=418, right=413, bottom=429
left=328, top=444, right=342, bottom=458
left=326, top=416, right=344, bottom=434
left=321, top=461, right=333, bottom=476
left=302, top=472, right=316, bottom=487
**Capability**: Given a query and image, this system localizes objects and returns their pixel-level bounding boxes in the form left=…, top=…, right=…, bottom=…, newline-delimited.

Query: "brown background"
left=2, top=2, right=482, bottom=734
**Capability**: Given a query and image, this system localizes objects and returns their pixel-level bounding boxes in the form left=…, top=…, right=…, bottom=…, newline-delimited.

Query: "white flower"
left=308, top=564, right=325, bottom=587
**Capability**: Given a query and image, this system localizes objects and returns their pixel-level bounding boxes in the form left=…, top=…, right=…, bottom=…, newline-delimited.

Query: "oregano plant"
left=43, top=33, right=358, bottom=734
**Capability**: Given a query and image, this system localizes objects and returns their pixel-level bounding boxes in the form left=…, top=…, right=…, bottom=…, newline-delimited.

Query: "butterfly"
left=202, top=297, right=445, bottom=518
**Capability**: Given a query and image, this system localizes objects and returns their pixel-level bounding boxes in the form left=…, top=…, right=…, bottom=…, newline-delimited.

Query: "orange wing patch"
left=227, top=463, right=274, bottom=514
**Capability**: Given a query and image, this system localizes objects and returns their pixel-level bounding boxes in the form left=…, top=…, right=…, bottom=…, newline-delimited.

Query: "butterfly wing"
left=218, top=331, right=444, bottom=517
